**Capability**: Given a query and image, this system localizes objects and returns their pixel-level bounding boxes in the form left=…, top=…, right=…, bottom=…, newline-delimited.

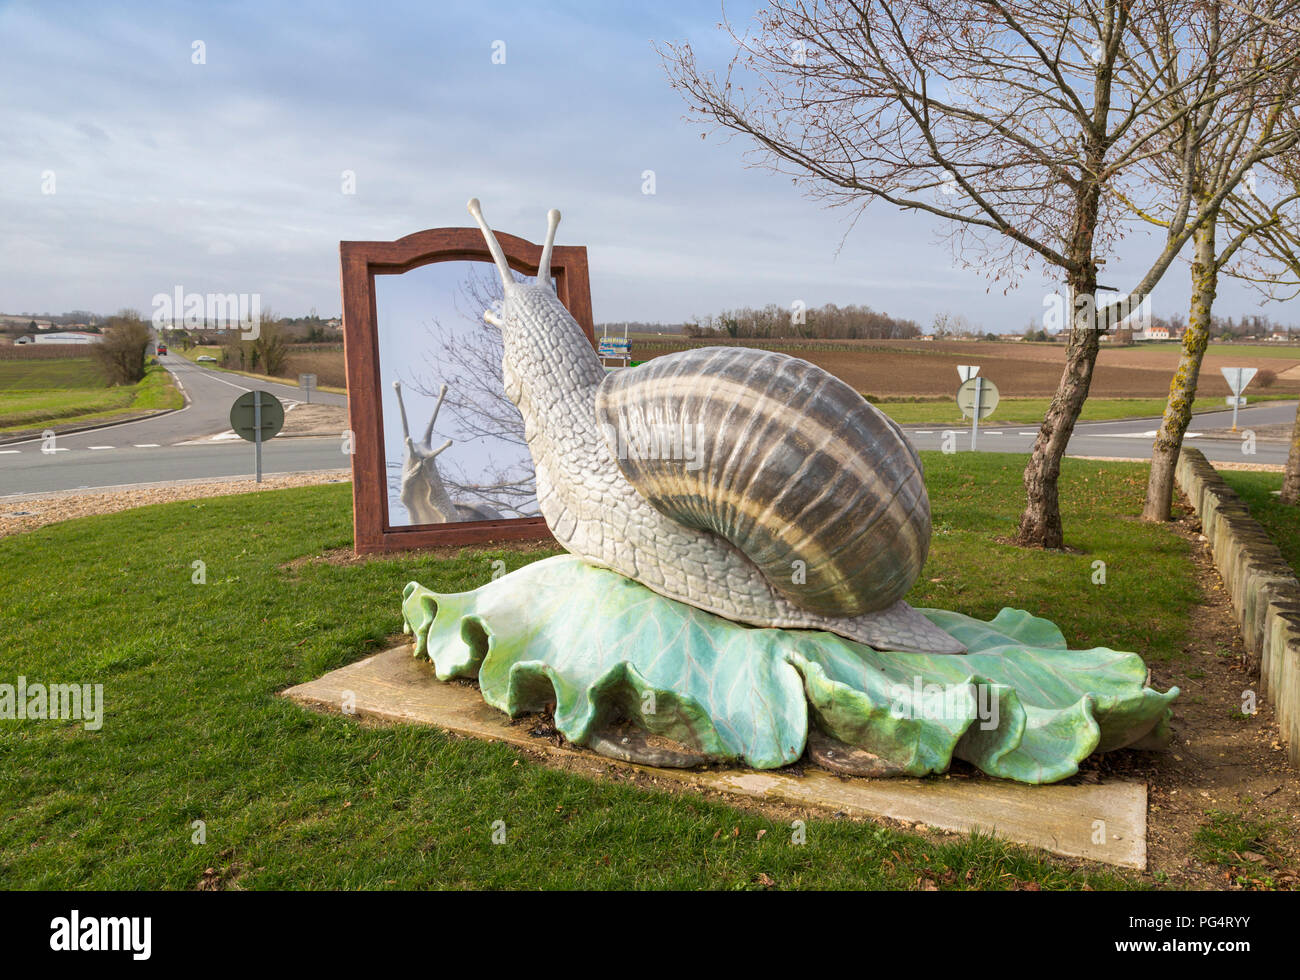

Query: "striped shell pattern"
left=594, top=347, right=931, bottom=616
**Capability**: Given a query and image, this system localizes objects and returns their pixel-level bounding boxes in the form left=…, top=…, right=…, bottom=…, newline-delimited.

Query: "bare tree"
left=400, top=265, right=540, bottom=518
left=660, top=0, right=1300, bottom=547
left=1125, top=4, right=1300, bottom=521
left=92, top=310, right=151, bottom=385
left=1211, top=109, right=1300, bottom=505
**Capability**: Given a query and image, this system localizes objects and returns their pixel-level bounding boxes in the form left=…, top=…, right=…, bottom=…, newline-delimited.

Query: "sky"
left=1, top=0, right=1295, bottom=332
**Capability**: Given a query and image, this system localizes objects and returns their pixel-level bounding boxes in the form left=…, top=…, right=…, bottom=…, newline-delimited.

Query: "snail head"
left=466, top=198, right=563, bottom=333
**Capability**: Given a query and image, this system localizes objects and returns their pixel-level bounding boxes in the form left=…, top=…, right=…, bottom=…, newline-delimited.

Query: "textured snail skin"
left=493, top=280, right=965, bottom=655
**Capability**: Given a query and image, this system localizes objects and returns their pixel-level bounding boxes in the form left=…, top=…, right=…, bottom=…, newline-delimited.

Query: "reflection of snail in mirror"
left=393, top=380, right=501, bottom=524
left=466, top=198, right=964, bottom=654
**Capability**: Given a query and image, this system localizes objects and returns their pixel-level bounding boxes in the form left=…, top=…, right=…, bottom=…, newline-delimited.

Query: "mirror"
left=376, top=262, right=541, bottom=527
left=339, top=224, right=594, bottom=553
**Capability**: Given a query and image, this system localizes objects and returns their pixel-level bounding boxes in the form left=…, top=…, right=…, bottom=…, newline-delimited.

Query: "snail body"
left=467, top=199, right=964, bottom=654
left=393, top=380, right=503, bottom=525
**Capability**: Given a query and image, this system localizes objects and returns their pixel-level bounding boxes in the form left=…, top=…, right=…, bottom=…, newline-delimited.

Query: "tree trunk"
left=1015, top=273, right=1101, bottom=549
left=1282, top=396, right=1300, bottom=505
left=1142, top=211, right=1217, bottom=521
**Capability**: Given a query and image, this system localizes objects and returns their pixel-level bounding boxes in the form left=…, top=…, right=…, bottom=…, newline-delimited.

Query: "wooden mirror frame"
left=339, top=227, right=596, bottom=553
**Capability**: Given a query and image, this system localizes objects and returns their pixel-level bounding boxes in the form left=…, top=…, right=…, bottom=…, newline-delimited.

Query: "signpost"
left=229, top=390, right=285, bottom=483
left=298, top=373, right=317, bottom=404
left=957, top=365, right=980, bottom=383
left=1220, top=367, right=1258, bottom=432
left=957, top=376, right=999, bottom=450
left=598, top=325, right=631, bottom=370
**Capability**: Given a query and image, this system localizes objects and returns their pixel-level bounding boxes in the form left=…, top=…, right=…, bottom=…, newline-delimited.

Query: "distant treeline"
left=600, top=304, right=923, bottom=340
left=688, top=304, right=922, bottom=340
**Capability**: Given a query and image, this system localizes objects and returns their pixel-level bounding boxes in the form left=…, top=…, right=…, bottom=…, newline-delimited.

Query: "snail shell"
left=594, top=347, right=930, bottom=616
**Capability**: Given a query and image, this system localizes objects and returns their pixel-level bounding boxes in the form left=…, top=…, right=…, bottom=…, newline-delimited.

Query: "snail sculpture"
left=393, top=380, right=502, bottom=524
left=466, top=199, right=965, bottom=655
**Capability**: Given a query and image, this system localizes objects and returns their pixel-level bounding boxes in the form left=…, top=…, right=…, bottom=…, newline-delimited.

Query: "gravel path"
left=0, top=470, right=350, bottom=538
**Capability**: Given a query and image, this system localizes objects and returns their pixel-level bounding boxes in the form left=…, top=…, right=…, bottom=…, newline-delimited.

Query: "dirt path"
left=1100, top=504, right=1300, bottom=888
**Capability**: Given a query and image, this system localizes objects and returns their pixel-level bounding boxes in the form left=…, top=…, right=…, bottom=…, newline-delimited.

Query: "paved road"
left=1, top=355, right=350, bottom=498
left=0, top=355, right=1292, bottom=498
left=903, top=399, right=1296, bottom=467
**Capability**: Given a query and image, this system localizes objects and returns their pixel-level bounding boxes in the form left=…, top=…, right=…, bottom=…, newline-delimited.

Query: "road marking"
left=1018, top=431, right=1036, bottom=435
left=133, top=443, right=161, bottom=448
left=193, top=370, right=251, bottom=392
left=0, top=450, right=19, bottom=455
left=40, top=448, right=70, bottom=453
left=983, top=431, right=1003, bottom=435
left=915, top=430, right=935, bottom=435
left=88, top=445, right=114, bottom=450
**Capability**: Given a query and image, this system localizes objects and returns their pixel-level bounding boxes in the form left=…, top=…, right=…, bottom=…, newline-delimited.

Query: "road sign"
left=957, top=376, right=999, bottom=451
left=1220, top=367, right=1257, bottom=431
left=1221, top=367, right=1257, bottom=394
left=299, top=373, right=317, bottom=404
left=229, top=390, right=284, bottom=483
left=957, top=364, right=980, bottom=383
left=957, top=376, right=999, bottom=419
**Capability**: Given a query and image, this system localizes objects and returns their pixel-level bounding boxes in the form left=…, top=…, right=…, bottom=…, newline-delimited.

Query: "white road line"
left=0, top=450, right=20, bottom=455
left=39, top=448, right=70, bottom=453
left=87, top=445, right=115, bottom=450
left=915, top=430, right=935, bottom=435
left=133, top=443, right=160, bottom=448
left=192, top=369, right=251, bottom=392
left=1018, top=431, right=1036, bottom=435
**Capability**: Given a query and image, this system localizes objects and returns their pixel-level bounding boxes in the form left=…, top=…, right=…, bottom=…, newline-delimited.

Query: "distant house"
left=1144, top=324, right=1171, bottom=340
left=31, top=331, right=103, bottom=345
left=15, top=334, right=34, bottom=344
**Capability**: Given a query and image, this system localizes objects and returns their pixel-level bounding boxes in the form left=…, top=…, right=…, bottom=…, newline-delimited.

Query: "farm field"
left=631, top=338, right=1300, bottom=401
left=0, top=359, right=181, bottom=433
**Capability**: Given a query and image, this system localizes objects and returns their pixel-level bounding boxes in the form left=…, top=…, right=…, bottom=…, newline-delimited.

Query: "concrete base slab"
left=283, top=644, right=1148, bottom=870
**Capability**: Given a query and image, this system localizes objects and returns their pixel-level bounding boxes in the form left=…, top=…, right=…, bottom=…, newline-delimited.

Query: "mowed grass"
left=874, top=395, right=1294, bottom=426
left=1219, top=470, right=1300, bottom=577
left=0, top=453, right=1193, bottom=889
left=0, top=361, right=182, bottom=432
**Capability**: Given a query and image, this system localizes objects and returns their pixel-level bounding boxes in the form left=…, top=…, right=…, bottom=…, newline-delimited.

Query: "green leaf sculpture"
left=401, top=556, right=1178, bottom=784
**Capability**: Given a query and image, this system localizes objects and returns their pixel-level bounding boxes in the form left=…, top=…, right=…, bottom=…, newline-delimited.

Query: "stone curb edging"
left=1176, top=447, right=1300, bottom=767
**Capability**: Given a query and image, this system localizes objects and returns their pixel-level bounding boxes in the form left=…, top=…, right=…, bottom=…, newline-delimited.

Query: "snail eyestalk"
left=423, top=383, right=448, bottom=445
left=466, top=197, right=513, bottom=290
left=538, top=208, right=561, bottom=290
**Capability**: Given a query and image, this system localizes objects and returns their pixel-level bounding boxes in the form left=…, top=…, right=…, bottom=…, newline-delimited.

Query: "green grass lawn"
left=0, top=453, right=1193, bottom=889
left=0, top=361, right=182, bottom=432
left=873, top=394, right=1295, bottom=426
left=1219, top=470, right=1299, bottom=577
